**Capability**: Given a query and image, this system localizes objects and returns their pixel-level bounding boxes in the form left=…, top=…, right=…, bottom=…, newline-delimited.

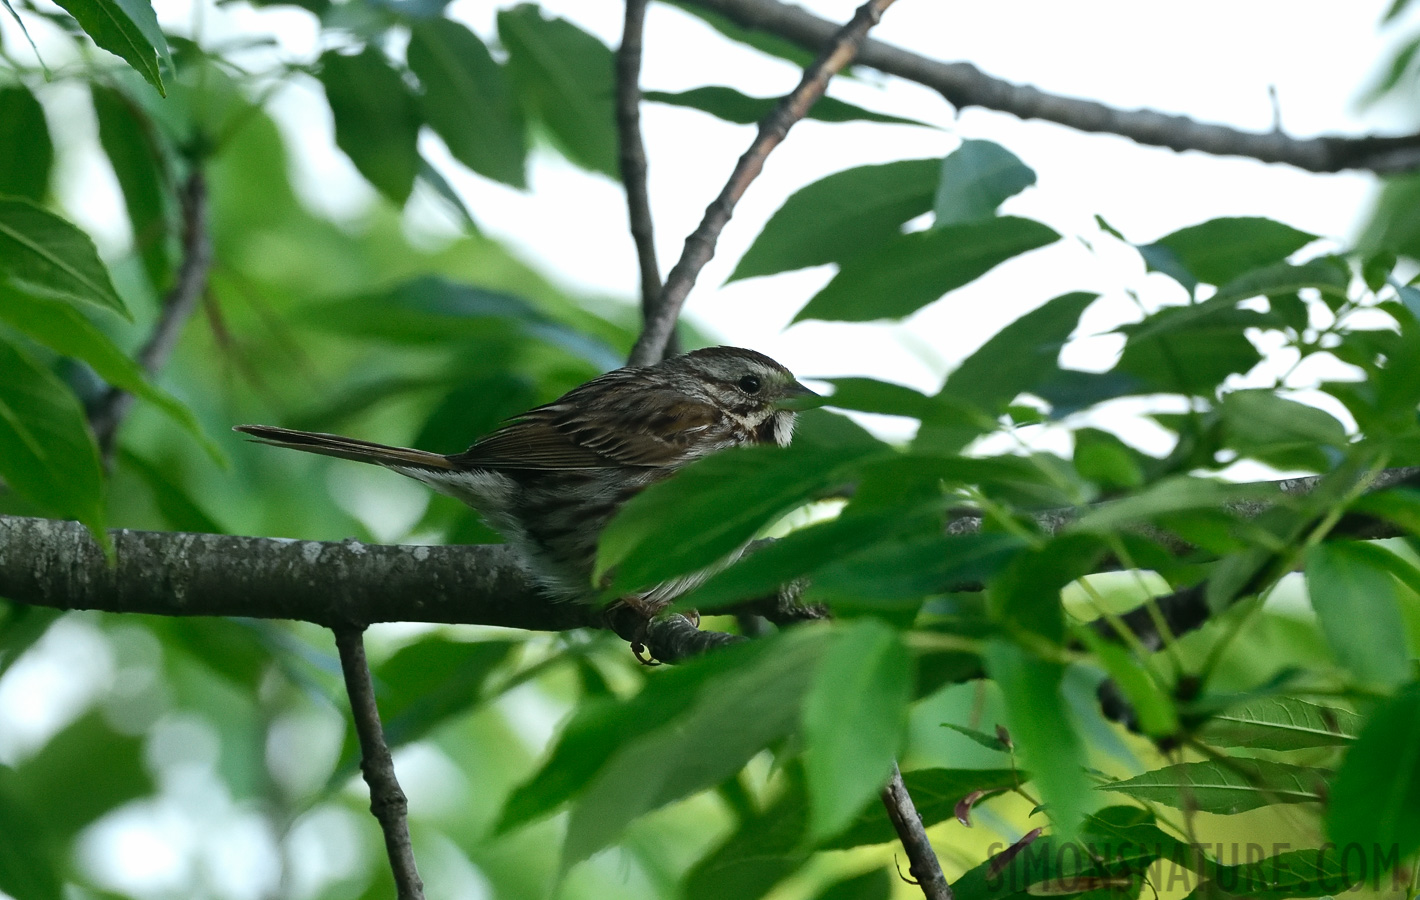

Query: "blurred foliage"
left=1, top=1, right=1420, bottom=899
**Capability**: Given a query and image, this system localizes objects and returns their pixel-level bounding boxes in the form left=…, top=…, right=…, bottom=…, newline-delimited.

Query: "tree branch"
left=90, top=169, right=213, bottom=457
left=883, top=764, right=952, bottom=900
left=334, top=624, right=425, bottom=900
left=617, top=0, right=678, bottom=362
left=628, top=0, right=898, bottom=366
left=681, top=0, right=1420, bottom=175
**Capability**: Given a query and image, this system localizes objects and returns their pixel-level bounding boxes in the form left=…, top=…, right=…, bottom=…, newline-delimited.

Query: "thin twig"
left=681, top=0, right=1420, bottom=175
left=883, top=764, right=953, bottom=900
left=333, top=624, right=426, bottom=900
left=628, top=0, right=898, bottom=366
left=616, top=0, right=676, bottom=363
left=90, top=169, right=213, bottom=458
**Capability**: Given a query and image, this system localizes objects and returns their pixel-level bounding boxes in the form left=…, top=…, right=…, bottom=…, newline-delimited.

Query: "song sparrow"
left=236, top=346, right=815, bottom=613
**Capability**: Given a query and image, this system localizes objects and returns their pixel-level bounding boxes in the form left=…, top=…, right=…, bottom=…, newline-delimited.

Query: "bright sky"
left=0, top=2, right=1410, bottom=896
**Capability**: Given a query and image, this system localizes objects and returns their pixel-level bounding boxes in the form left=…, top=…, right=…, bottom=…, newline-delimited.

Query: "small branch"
left=333, top=624, right=425, bottom=900
left=617, top=0, right=676, bottom=362
left=90, top=170, right=213, bottom=458
left=883, top=764, right=952, bottom=900
left=628, top=0, right=898, bottom=366
left=681, top=0, right=1420, bottom=175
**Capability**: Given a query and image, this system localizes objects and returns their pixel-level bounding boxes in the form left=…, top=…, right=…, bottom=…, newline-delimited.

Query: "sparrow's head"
left=660, top=346, right=817, bottom=446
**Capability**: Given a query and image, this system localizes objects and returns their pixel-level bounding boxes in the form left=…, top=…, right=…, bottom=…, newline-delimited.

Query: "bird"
left=236, top=346, right=816, bottom=617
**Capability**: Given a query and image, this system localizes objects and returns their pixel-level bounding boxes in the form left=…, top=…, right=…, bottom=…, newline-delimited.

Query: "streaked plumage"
left=237, top=346, right=814, bottom=610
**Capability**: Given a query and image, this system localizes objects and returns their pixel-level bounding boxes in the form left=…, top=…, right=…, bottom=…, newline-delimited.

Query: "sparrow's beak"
left=777, top=380, right=823, bottom=410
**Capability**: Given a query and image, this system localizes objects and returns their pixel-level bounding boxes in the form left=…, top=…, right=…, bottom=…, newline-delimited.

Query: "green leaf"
left=1304, top=542, right=1411, bottom=688
left=1081, top=637, right=1178, bottom=737
left=1209, top=258, right=1350, bottom=307
left=92, top=84, right=173, bottom=294
left=1200, top=697, right=1361, bottom=751
left=933, top=139, right=1036, bottom=226
left=823, top=376, right=975, bottom=425
left=0, top=334, right=106, bottom=543
left=645, top=86, right=932, bottom=128
left=12, top=710, right=154, bottom=842
left=408, top=19, right=527, bottom=188
left=731, top=158, right=940, bottom=281
left=796, top=217, right=1059, bottom=323
left=597, top=443, right=885, bottom=593
left=561, top=626, right=829, bottom=868
left=984, top=639, right=1088, bottom=838
left=319, top=48, right=422, bottom=204
left=1142, top=217, right=1317, bottom=287
left=118, top=447, right=225, bottom=533
left=941, top=723, right=1010, bottom=753
left=332, top=638, right=518, bottom=783
left=0, top=768, right=62, bottom=900
left=1072, top=428, right=1145, bottom=489
left=828, top=767, right=1018, bottom=849
left=498, top=5, right=617, bottom=178
left=1115, top=306, right=1272, bottom=396
left=1328, top=680, right=1420, bottom=861
left=0, top=287, right=220, bottom=460
left=941, top=291, right=1097, bottom=413
left=989, top=533, right=1106, bottom=643
left=1199, top=847, right=1366, bottom=898
left=684, top=769, right=813, bottom=900
left=0, top=86, right=53, bottom=201
left=52, top=0, right=171, bottom=95
left=1218, top=390, right=1348, bottom=472
left=1100, top=758, right=1327, bottom=814
left=803, top=619, right=911, bottom=839
left=807, top=529, right=1024, bottom=609
left=0, top=198, right=127, bottom=317
left=813, top=868, right=893, bottom=900
left=1074, top=476, right=1267, bottom=533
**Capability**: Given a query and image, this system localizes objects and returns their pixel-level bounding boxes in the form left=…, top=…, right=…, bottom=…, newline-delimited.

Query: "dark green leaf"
left=0, top=287, right=218, bottom=458
left=1304, top=542, right=1411, bottom=688
left=92, top=84, right=172, bottom=294
left=809, top=529, right=1023, bottom=608
left=984, top=639, right=1088, bottom=838
left=0, top=86, right=53, bottom=201
left=1073, top=428, right=1146, bottom=489
left=1201, top=697, right=1361, bottom=750
left=333, top=638, right=518, bottom=782
left=0, top=197, right=127, bottom=317
left=941, top=291, right=1097, bottom=413
left=1328, top=680, right=1420, bottom=861
left=796, top=217, right=1059, bottom=323
left=941, top=723, right=1010, bottom=752
left=52, top=0, right=171, bottom=95
left=597, top=443, right=885, bottom=593
left=408, top=19, right=527, bottom=188
left=989, top=533, right=1105, bottom=643
left=0, top=768, right=62, bottom=900
left=803, top=619, right=911, bottom=839
left=118, top=447, right=226, bottom=533
left=813, top=868, right=893, bottom=900
left=1208, top=258, right=1350, bottom=307
left=12, top=711, right=154, bottom=842
left=731, top=158, right=940, bottom=281
left=1218, top=390, right=1347, bottom=472
left=1198, top=847, right=1366, bottom=899
left=1115, top=307, right=1270, bottom=396
left=1100, top=758, right=1327, bottom=814
left=0, top=334, right=106, bottom=543
left=933, top=139, right=1036, bottom=226
left=1075, top=476, right=1267, bottom=533
left=498, top=5, right=617, bottom=177
left=1364, top=250, right=1397, bottom=292
left=561, top=626, right=829, bottom=867
left=645, top=86, right=931, bottom=128
left=685, top=770, right=813, bottom=900
left=1142, top=217, right=1317, bottom=286
left=319, top=48, right=421, bottom=204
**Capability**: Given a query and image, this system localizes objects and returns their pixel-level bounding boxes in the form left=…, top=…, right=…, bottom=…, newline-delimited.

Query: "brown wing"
left=455, top=370, right=729, bottom=470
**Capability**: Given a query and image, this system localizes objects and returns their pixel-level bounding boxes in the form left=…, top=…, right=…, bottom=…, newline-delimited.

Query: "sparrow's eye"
left=738, top=374, right=762, bottom=394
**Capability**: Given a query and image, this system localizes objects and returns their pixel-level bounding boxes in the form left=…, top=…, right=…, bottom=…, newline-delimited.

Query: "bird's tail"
left=234, top=425, right=455, bottom=472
